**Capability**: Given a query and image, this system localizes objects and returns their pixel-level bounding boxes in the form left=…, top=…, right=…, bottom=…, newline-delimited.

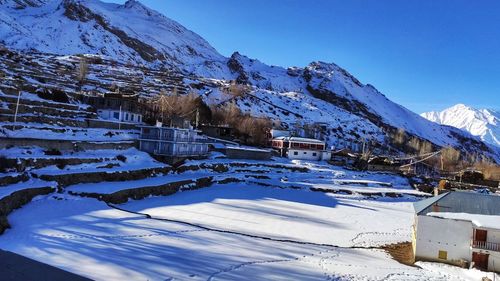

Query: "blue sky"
left=112, top=0, right=499, bottom=113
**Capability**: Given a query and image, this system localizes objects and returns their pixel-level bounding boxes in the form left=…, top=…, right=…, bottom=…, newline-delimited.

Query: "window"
left=438, top=250, right=447, bottom=260
left=125, top=113, right=129, bottom=121
left=293, top=151, right=298, bottom=155
left=113, top=112, right=119, bottom=119
left=313, top=152, right=317, bottom=156
left=303, top=152, right=307, bottom=154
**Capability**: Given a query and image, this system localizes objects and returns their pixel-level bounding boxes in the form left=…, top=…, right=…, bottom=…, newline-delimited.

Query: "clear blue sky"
left=112, top=0, right=500, bottom=113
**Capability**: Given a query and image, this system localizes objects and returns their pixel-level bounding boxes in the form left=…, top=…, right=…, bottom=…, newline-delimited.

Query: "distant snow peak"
left=421, top=104, right=500, bottom=147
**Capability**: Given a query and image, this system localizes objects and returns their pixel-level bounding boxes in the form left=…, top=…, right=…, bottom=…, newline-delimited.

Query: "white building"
left=80, top=92, right=144, bottom=124
left=413, top=191, right=500, bottom=273
left=138, top=126, right=208, bottom=158
left=97, top=109, right=142, bottom=123
left=271, top=136, right=331, bottom=161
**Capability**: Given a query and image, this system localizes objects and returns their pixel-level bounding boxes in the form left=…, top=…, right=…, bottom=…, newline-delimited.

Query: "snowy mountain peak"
left=0, top=0, right=225, bottom=71
left=421, top=104, right=500, bottom=147
left=120, top=0, right=162, bottom=17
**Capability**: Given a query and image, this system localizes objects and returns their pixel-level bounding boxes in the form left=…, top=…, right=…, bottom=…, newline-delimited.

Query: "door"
left=475, top=229, right=487, bottom=242
left=472, top=252, right=489, bottom=271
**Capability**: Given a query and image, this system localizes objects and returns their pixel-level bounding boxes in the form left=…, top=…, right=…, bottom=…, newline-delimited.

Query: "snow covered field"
left=0, top=150, right=496, bottom=280
left=122, top=183, right=415, bottom=247
left=0, top=183, right=498, bottom=280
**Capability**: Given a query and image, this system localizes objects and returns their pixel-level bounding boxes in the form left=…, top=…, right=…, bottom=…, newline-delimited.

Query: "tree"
left=77, top=57, right=88, bottom=86
left=210, top=103, right=271, bottom=146
left=224, top=81, right=251, bottom=97
left=440, top=146, right=461, bottom=171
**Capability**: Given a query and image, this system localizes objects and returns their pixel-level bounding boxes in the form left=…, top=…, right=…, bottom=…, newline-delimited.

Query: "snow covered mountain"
left=421, top=104, right=500, bottom=148
left=0, top=0, right=498, bottom=160
left=0, top=0, right=228, bottom=75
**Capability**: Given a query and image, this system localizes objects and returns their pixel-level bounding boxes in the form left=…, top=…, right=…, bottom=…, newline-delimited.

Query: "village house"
left=412, top=191, right=500, bottom=273
left=329, top=148, right=357, bottom=166
left=79, top=92, right=144, bottom=124
left=367, top=156, right=401, bottom=172
left=138, top=125, right=209, bottom=162
left=271, top=136, right=331, bottom=161
left=198, top=124, right=236, bottom=141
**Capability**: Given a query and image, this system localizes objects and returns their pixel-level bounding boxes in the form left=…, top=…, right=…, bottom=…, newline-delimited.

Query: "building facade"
left=271, top=136, right=331, bottom=161
left=413, top=192, right=500, bottom=272
left=138, top=126, right=208, bottom=157
left=79, top=92, right=144, bottom=124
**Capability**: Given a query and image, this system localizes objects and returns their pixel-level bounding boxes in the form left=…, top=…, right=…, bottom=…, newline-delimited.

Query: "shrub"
left=44, top=149, right=62, bottom=156
left=54, top=159, right=66, bottom=170
left=116, top=155, right=127, bottom=163
left=0, top=156, right=8, bottom=173
left=36, top=88, right=69, bottom=103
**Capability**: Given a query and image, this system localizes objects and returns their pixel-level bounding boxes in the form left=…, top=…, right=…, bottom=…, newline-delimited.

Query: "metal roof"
left=414, top=191, right=500, bottom=216
left=273, top=136, right=325, bottom=144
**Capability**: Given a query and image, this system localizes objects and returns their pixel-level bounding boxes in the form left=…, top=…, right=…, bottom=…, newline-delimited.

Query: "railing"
left=140, top=135, right=208, bottom=143
left=472, top=240, right=500, bottom=252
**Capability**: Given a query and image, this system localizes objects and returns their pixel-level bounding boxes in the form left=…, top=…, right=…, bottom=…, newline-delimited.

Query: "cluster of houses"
left=81, top=91, right=334, bottom=163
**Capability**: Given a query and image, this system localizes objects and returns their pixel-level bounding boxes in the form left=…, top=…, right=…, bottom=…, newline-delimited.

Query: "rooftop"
left=414, top=191, right=500, bottom=216
left=273, top=136, right=325, bottom=144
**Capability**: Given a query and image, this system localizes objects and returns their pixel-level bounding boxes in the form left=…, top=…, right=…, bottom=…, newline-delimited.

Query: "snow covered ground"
left=122, top=183, right=415, bottom=247
left=0, top=192, right=497, bottom=281
left=0, top=151, right=496, bottom=280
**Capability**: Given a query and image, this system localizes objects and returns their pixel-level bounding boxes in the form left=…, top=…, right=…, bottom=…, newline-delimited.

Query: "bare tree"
left=210, top=103, right=271, bottom=146
left=77, top=57, right=88, bottom=87
left=440, top=146, right=461, bottom=171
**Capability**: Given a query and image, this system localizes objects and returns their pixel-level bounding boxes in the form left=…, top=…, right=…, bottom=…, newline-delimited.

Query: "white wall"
left=486, top=229, right=500, bottom=245
left=288, top=149, right=321, bottom=161
left=488, top=252, right=500, bottom=273
left=415, top=215, right=473, bottom=263
left=321, top=151, right=331, bottom=161
left=97, top=109, right=142, bottom=123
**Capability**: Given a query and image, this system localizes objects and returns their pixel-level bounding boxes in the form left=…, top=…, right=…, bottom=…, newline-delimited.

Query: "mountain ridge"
left=0, top=0, right=498, bottom=160
left=421, top=104, right=499, bottom=148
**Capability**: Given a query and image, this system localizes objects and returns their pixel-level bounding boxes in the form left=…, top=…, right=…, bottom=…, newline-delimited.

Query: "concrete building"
left=271, top=136, right=331, bottom=161
left=413, top=191, right=500, bottom=272
left=138, top=126, right=208, bottom=159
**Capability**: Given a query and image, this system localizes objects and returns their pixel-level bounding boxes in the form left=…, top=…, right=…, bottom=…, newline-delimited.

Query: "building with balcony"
left=271, top=136, right=331, bottom=161
left=412, top=191, right=500, bottom=272
left=138, top=126, right=209, bottom=160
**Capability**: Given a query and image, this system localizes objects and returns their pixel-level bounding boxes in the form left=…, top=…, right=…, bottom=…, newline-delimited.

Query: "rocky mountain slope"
left=0, top=0, right=498, bottom=160
left=421, top=104, right=499, bottom=148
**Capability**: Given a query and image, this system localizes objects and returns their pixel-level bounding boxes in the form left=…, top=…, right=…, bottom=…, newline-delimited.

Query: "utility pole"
left=118, top=105, right=122, bottom=130
left=440, top=154, right=444, bottom=172
left=13, top=90, right=21, bottom=132
left=195, top=108, right=199, bottom=129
